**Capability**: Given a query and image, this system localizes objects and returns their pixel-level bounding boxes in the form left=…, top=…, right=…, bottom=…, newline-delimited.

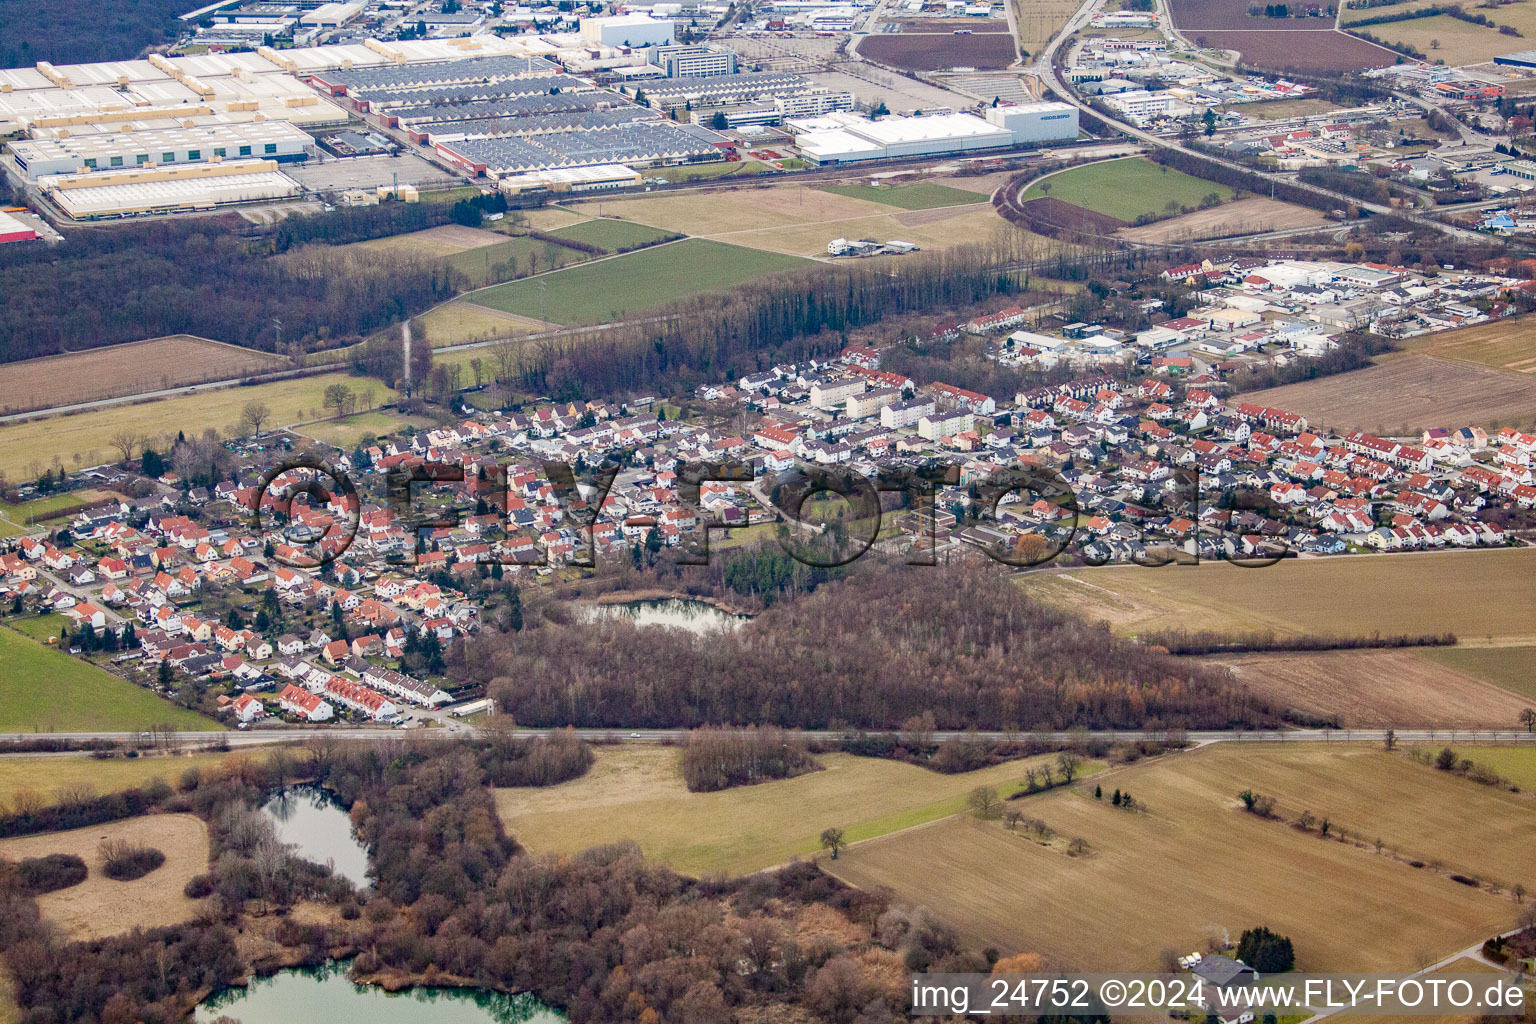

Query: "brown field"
left=349, top=223, right=509, bottom=257
left=1342, top=7, right=1536, bottom=66
left=1185, top=28, right=1397, bottom=69
left=1216, top=649, right=1536, bottom=728
left=568, top=184, right=902, bottom=237
left=1019, top=195, right=1127, bottom=233
left=828, top=744, right=1531, bottom=971
left=1019, top=548, right=1536, bottom=642
left=1246, top=97, right=1355, bottom=119
left=1243, top=354, right=1536, bottom=433
left=0, top=336, right=287, bottom=416
left=412, top=300, right=544, bottom=347
left=1421, top=646, right=1536, bottom=701
left=0, top=751, right=272, bottom=811
left=857, top=32, right=1019, bottom=70
left=1117, top=197, right=1326, bottom=242
left=1015, top=0, right=1084, bottom=56
left=0, top=813, right=208, bottom=940
left=1401, top=315, right=1536, bottom=374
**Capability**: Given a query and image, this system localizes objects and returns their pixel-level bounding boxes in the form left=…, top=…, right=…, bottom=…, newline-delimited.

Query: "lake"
left=261, top=784, right=371, bottom=888
left=196, top=960, right=564, bottom=1024
left=580, top=598, right=749, bottom=634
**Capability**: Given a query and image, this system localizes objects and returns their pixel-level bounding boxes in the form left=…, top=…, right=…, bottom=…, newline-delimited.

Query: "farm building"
left=793, top=111, right=1019, bottom=165
left=8, top=121, right=314, bottom=180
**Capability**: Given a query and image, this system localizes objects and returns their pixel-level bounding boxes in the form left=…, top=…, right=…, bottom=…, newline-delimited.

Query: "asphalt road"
left=5, top=727, right=1535, bottom=751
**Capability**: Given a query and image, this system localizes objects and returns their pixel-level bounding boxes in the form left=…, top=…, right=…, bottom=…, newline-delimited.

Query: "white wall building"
left=581, top=13, right=676, bottom=47
left=982, top=102, right=1079, bottom=144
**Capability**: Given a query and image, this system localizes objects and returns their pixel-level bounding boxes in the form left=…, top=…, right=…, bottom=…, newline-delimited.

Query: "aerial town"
left=6, top=0, right=1536, bottom=1019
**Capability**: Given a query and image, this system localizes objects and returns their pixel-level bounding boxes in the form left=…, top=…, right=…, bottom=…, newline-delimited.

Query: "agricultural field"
left=885, top=17, right=1012, bottom=30
left=716, top=204, right=1019, bottom=258
left=295, top=410, right=427, bottom=448
left=1215, top=649, right=1536, bottom=729
left=0, top=372, right=396, bottom=481
left=1019, top=547, right=1536, bottom=641
left=470, top=239, right=811, bottom=325
left=0, top=814, right=209, bottom=940
left=494, top=745, right=1101, bottom=877
left=1184, top=28, right=1398, bottom=68
left=856, top=31, right=1018, bottom=70
left=568, top=183, right=902, bottom=237
left=347, top=223, right=509, bottom=258
left=1420, top=646, right=1536, bottom=701
left=1014, top=0, right=1085, bottom=56
left=0, top=751, right=271, bottom=812
left=1432, top=746, right=1536, bottom=791
left=411, top=300, right=544, bottom=348
left=0, top=336, right=287, bottom=416
left=440, top=235, right=589, bottom=289
left=828, top=744, right=1532, bottom=970
left=1021, top=158, right=1235, bottom=222
left=1241, top=354, right=1536, bottom=433
left=0, top=628, right=217, bottom=733
left=1116, top=196, right=1326, bottom=242
left=819, top=181, right=989, bottom=210
left=1344, top=13, right=1523, bottom=65
left=547, top=217, right=680, bottom=252
left=1401, top=315, right=1536, bottom=374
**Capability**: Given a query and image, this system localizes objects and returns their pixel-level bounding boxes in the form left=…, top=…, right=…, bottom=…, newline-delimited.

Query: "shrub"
left=16, top=853, right=88, bottom=895
left=183, top=874, right=214, bottom=899
left=100, top=839, right=165, bottom=881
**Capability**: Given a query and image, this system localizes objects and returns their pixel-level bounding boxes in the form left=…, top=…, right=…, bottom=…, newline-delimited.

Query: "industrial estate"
left=8, top=0, right=1536, bottom=1021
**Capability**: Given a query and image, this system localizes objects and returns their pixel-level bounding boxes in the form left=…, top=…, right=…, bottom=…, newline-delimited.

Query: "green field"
left=2, top=493, right=90, bottom=525
left=1021, top=157, right=1236, bottom=222
left=548, top=218, right=680, bottom=253
left=297, top=410, right=425, bottom=449
left=1421, top=647, right=1536, bottom=700
left=440, top=236, right=588, bottom=288
left=8, top=613, right=69, bottom=644
left=0, top=627, right=217, bottom=733
left=651, top=162, right=766, bottom=183
left=494, top=745, right=1102, bottom=877
left=820, top=182, right=988, bottom=210
left=470, top=239, right=811, bottom=325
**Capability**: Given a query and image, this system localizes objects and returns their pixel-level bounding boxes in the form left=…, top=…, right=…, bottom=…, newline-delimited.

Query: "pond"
left=260, top=784, right=371, bottom=889
left=196, top=960, right=564, bottom=1024
left=579, top=598, right=749, bottom=634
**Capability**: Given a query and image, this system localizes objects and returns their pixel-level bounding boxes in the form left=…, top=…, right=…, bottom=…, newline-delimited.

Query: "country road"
left=5, top=726, right=1535, bottom=752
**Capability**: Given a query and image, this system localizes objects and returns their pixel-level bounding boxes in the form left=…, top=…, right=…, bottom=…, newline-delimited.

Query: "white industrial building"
left=982, top=101, right=1079, bottom=144
left=794, top=110, right=1044, bottom=165
left=8, top=121, right=314, bottom=179
left=39, top=160, right=300, bottom=219
left=1104, top=89, right=1173, bottom=123
left=581, top=13, right=676, bottom=47
left=497, top=163, right=643, bottom=195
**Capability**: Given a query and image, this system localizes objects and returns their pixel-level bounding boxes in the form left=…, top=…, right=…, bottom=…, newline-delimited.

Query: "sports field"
left=0, top=813, right=209, bottom=940
left=548, top=218, right=680, bottom=252
left=0, top=335, right=287, bottom=416
left=1021, top=158, right=1235, bottom=222
left=0, top=628, right=216, bottom=733
left=470, top=239, right=811, bottom=325
left=0, top=372, right=396, bottom=480
left=828, top=744, right=1530, bottom=971
left=819, top=182, right=989, bottom=210
left=1021, top=548, right=1536, bottom=642
left=494, top=745, right=1102, bottom=877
